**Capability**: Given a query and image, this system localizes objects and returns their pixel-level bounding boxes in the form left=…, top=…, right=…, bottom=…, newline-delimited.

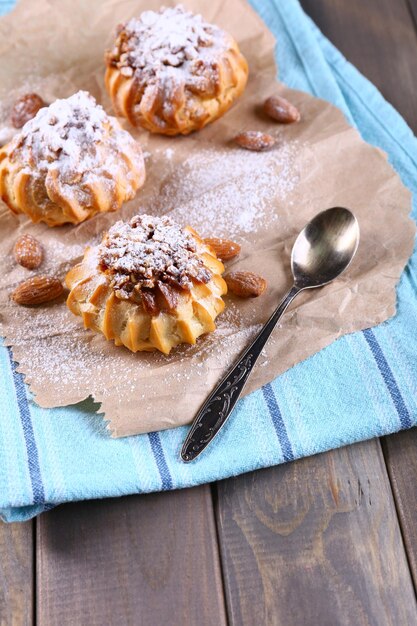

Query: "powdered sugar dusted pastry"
left=66, top=214, right=227, bottom=354
left=0, top=91, right=146, bottom=226
left=105, top=5, right=248, bottom=135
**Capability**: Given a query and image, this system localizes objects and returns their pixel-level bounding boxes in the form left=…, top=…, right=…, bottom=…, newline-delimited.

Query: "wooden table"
left=2, top=0, right=417, bottom=624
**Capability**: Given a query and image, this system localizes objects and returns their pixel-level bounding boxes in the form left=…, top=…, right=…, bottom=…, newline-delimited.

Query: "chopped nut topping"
left=99, top=214, right=212, bottom=305
left=106, top=6, right=228, bottom=100
left=8, top=91, right=141, bottom=195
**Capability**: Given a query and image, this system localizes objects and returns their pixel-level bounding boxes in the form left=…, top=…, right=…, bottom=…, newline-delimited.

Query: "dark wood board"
left=0, top=520, right=33, bottom=625
left=301, top=0, right=417, bottom=131
left=36, top=486, right=226, bottom=626
left=406, top=0, right=417, bottom=30
left=382, top=431, right=417, bottom=588
left=216, top=440, right=417, bottom=626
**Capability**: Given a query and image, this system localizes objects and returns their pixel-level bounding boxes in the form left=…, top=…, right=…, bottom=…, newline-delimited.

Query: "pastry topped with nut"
left=105, top=5, right=248, bottom=135
left=0, top=91, right=146, bottom=226
left=99, top=214, right=213, bottom=302
left=66, top=214, right=227, bottom=354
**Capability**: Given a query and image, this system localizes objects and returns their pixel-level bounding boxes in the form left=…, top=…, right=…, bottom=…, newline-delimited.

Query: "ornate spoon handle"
left=181, top=285, right=301, bottom=462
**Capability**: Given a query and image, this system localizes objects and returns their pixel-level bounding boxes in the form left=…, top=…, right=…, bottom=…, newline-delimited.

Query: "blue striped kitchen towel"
left=1, top=0, right=417, bottom=521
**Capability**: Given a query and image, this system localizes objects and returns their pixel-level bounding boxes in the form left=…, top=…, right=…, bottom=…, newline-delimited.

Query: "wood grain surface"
left=301, top=0, right=417, bottom=130
left=406, top=0, right=417, bottom=27
left=0, top=520, right=33, bottom=626
left=216, top=440, right=416, bottom=626
left=382, top=431, right=417, bottom=587
left=36, top=486, right=226, bottom=626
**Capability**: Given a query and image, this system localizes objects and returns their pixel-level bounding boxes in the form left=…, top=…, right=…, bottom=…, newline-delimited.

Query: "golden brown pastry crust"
left=105, top=6, right=248, bottom=135
left=66, top=216, right=227, bottom=354
left=0, top=91, right=146, bottom=226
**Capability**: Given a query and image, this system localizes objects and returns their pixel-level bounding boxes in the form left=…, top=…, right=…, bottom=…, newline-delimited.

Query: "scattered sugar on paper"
left=157, top=142, right=300, bottom=237
left=1, top=134, right=300, bottom=410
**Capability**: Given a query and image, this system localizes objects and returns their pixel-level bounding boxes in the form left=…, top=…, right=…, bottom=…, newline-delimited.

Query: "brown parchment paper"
left=0, top=0, right=415, bottom=437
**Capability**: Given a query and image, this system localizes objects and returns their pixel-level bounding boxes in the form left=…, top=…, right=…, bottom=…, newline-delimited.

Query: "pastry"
left=66, top=214, right=227, bottom=354
left=0, top=91, right=146, bottom=226
left=105, top=5, right=248, bottom=135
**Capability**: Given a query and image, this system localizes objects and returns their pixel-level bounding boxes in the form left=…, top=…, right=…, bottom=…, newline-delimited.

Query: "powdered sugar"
left=99, top=214, right=211, bottom=297
left=157, top=141, right=300, bottom=237
left=8, top=90, right=141, bottom=197
left=108, top=5, right=228, bottom=93
left=0, top=128, right=302, bottom=433
left=0, top=126, right=15, bottom=147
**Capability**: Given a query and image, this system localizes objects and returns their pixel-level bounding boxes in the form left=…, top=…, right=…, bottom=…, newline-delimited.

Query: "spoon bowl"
left=291, top=207, right=360, bottom=289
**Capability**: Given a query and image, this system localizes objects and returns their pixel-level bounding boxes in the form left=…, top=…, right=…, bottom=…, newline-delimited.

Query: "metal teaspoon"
left=181, top=207, right=360, bottom=462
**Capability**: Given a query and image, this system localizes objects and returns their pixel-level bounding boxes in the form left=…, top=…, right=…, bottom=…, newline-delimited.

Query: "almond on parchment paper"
left=263, top=95, right=301, bottom=124
left=11, top=276, right=64, bottom=306
left=204, top=237, right=241, bottom=261
left=234, top=131, right=276, bottom=152
left=225, top=271, right=267, bottom=298
left=13, top=234, right=43, bottom=269
left=11, top=93, right=46, bottom=129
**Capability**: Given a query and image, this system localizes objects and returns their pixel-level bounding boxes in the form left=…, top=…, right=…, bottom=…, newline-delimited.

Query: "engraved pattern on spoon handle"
left=181, top=285, right=301, bottom=462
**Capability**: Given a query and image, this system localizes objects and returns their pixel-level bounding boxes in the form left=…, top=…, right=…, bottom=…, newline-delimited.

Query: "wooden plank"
left=300, top=0, right=417, bottom=131
left=302, top=0, right=417, bottom=591
left=406, top=0, right=417, bottom=31
left=37, top=486, right=226, bottom=626
left=381, top=431, right=417, bottom=587
left=0, top=520, right=34, bottom=625
left=216, top=440, right=417, bottom=626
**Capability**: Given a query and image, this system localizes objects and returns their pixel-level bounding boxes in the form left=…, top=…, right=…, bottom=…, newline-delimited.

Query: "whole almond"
left=13, top=234, right=43, bottom=269
left=263, top=95, right=301, bottom=124
left=204, top=237, right=241, bottom=261
left=11, top=93, right=46, bottom=129
left=225, top=271, right=267, bottom=298
left=234, top=131, right=276, bottom=152
left=11, top=276, right=64, bottom=306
